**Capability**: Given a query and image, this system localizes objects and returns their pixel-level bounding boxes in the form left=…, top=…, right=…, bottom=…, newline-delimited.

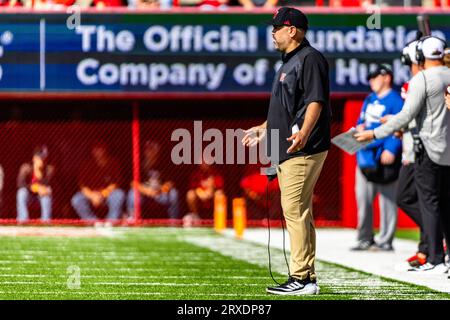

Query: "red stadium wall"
left=0, top=97, right=419, bottom=229
left=0, top=98, right=345, bottom=226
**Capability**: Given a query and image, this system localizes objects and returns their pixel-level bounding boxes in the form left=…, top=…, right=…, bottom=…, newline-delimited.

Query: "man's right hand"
left=242, top=126, right=266, bottom=147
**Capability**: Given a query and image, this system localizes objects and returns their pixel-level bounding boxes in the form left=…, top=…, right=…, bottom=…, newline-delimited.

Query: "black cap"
left=270, top=7, right=308, bottom=32
left=367, top=64, right=393, bottom=81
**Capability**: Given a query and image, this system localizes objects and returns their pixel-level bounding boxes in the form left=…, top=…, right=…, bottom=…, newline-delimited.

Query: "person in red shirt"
left=184, top=160, right=224, bottom=225
left=329, top=0, right=371, bottom=6
left=93, top=0, right=124, bottom=7
left=240, top=164, right=279, bottom=219
left=71, top=142, right=125, bottom=221
left=17, top=145, right=55, bottom=223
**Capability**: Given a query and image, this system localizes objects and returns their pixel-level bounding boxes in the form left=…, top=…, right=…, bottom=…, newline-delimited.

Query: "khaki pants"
left=276, top=151, right=328, bottom=281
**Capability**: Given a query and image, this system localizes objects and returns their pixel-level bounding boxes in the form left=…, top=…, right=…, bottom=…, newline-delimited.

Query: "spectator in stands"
left=93, top=0, right=124, bottom=8
left=351, top=64, right=403, bottom=252
left=127, top=140, right=179, bottom=220
left=240, top=164, right=279, bottom=218
left=237, top=0, right=278, bottom=9
left=1, top=0, right=22, bottom=6
left=191, top=0, right=228, bottom=10
left=71, top=141, right=125, bottom=221
left=18, top=0, right=76, bottom=8
left=422, top=0, right=450, bottom=7
left=17, top=145, right=54, bottom=223
left=329, top=0, right=372, bottom=7
left=130, top=0, right=160, bottom=8
left=184, top=157, right=224, bottom=226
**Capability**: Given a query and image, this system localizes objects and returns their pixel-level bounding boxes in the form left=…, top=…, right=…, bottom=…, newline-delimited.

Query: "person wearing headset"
left=445, top=48, right=450, bottom=110
left=355, top=36, right=450, bottom=274
left=394, top=39, right=430, bottom=268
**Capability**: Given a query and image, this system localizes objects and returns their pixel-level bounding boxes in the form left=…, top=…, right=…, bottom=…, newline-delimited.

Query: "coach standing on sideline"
left=242, top=7, right=331, bottom=295
left=356, top=37, right=450, bottom=273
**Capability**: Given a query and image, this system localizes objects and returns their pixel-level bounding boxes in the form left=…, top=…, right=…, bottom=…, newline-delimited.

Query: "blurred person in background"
left=394, top=39, right=431, bottom=268
left=71, top=142, right=125, bottom=221
left=127, top=140, right=179, bottom=220
left=92, top=0, right=124, bottom=8
left=445, top=47, right=450, bottom=110
left=422, top=0, right=450, bottom=7
left=356, top=36, right=450, bottom=273
left=197, top=0, right=228, bottom=9
left=351, top=64, right=403, bottom=252
left=240, top=164, right=279, bottom=218
left=17, top=0, right=76, bottom=8
left=129, top=0, right=160, bottom=8
left=329, top=0, right=372, bottom=6
left=17, top=145, right=54, bottom=223
left=184, top=156, right=225, bottom=226
left=237, top=0, right=278, bottom=10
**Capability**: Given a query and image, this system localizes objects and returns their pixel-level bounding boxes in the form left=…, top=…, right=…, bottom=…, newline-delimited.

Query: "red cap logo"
left=273, top=9, right=280, bottom=18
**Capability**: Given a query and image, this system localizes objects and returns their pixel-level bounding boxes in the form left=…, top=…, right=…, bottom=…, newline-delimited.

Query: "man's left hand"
left=287, top=131, right=308, bottom=153
left=354, top=130, right=375, bottom=142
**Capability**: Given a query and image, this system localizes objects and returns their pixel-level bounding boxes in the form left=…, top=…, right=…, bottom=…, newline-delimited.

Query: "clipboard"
left=331, top=127, right=372, bottom=155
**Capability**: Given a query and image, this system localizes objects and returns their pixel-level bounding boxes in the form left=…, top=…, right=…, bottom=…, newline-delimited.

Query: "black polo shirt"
left=266, top=38, right=331, bottom=164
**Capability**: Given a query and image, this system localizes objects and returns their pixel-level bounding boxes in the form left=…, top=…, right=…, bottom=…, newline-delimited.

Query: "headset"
left=401, top=31, right=423, bottom=67
left=401, top=42, right=414, bottom=67
left=415, top=36, right=447, bottom=65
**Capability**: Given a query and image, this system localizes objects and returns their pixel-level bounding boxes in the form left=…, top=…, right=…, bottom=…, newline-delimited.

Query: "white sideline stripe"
left=0, top=267, right=258, bottom=272
left=0, top=253, right=230, bottom=264
left=0, top=274, right=267, bottom=279
left=0, top=260, right=226, bottom=265
left=0, top=291, right=270, bottom=298
left=231, top=228, right=450, bottom=294
left=0, top=250, right=218, bottom=255
left=0, top=281, right=260, bottom=287
left=0, top=226, right=119, bottom=237
left=183, top=233, right=450, bottom=297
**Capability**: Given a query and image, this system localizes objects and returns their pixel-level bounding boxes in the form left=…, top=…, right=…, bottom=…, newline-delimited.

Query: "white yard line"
left=0, top=226, right=119, bottom=237
left=0, top=274, right=268, bottom=279
left=0, top=281, right=260, bottom=286
left=226, top=228, right=450, bottom=294
left=0, top=291, right=270, bottom=298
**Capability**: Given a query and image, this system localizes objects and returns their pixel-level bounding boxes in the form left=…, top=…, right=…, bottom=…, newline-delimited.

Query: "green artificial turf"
left=0, top=227, right=447, bottom=300
left=395, top=229, right=421, bottom=242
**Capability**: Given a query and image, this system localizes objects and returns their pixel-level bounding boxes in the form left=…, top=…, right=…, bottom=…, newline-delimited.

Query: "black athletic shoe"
left=266, top=277, right=319, bottom=295
left=374, top=243, right=394, bottom=251
left=350, top=240, right=375, bottom=251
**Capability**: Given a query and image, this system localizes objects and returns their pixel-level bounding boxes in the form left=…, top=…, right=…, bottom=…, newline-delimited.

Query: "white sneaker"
left=409, top=262, right=448, bottom=274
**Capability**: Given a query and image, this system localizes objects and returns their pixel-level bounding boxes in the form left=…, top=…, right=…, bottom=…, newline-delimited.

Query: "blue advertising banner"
left=0, top=12, right=448, bottom=95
